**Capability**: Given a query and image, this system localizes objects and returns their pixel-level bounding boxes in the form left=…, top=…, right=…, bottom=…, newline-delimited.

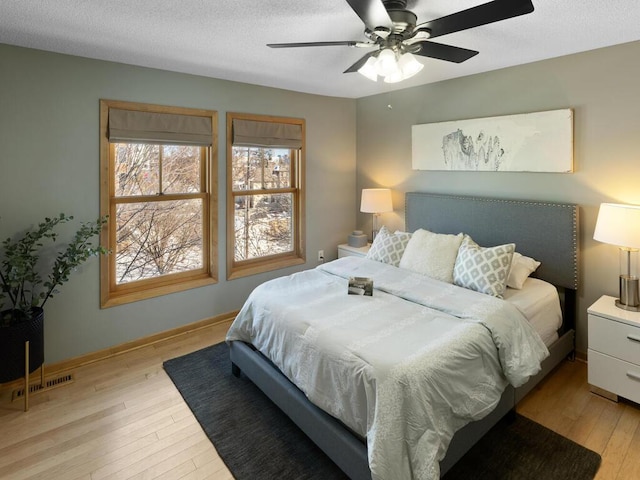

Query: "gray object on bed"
left=229, top=192, right=579, bottom=479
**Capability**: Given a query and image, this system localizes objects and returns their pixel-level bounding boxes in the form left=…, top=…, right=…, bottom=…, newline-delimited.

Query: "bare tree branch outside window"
left=113, top=144, right=204, bottom=284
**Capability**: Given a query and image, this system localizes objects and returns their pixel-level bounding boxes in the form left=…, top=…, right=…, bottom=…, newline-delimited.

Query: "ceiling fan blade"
left=343, top=51, right=377, bottom=73
left=412, top=41, right=479, bottom=63
left=268, top=41, right=367, bottom=48
left=345, top=0, right=394, bottom=30
left=418, top=0, right=534, bottom=39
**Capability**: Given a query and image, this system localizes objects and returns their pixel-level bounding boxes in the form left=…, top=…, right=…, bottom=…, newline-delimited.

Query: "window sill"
left=227, top=254, right=305, bottom=280
left=101, top=275, right=218, bottom=308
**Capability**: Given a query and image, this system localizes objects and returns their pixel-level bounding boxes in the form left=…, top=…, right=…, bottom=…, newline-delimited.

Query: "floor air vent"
left=12, top=374, right=74, bottom=401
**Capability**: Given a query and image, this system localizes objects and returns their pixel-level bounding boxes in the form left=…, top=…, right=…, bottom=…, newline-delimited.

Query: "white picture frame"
left=412, top=109, right=573, bottom=172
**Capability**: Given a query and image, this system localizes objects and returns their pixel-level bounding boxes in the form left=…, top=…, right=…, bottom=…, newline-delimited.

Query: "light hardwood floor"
left=1, top=321, right=639, bottom=479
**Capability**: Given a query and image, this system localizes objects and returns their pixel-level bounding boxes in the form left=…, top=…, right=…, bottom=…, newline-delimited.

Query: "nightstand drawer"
left=589, top=314, right=640, bottom=365
left=588, top=350, right=640, bottom=404
left=338, top=244, right=370, bottom=258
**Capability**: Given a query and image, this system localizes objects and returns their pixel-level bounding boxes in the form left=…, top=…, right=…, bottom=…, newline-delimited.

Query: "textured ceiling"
left=1, top=0, right=639, bottom=98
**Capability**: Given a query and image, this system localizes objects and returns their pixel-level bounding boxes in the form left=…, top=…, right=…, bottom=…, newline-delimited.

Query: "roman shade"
left=232, top=119, right=302, bottom=148
left=108, top=108, right=213, bottom=146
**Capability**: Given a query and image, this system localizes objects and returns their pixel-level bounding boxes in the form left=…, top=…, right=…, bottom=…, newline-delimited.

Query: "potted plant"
left=0, top=213, right=107, bottom=383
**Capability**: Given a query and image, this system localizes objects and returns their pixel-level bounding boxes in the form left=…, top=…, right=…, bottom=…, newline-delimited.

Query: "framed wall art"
left=412, top=109, right=573, bottom=172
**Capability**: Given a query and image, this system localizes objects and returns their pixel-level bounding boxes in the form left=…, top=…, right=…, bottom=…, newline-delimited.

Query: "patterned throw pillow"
left=454, top=236, right=515, bottom=298
left=366, top=226, right=411, bottom=267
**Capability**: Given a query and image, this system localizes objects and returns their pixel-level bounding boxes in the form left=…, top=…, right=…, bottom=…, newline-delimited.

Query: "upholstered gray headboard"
left=405, top=192, right=579, bottom=291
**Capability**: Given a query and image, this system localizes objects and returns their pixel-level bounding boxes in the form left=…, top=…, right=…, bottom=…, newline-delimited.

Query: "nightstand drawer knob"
left=627, top=334, right=640, bottom=344
left=627, top=371, right=640, bottom=382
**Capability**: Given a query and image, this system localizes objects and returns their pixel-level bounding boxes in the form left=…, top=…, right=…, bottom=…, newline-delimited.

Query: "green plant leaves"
left=0, top=214, right=108, bottom=322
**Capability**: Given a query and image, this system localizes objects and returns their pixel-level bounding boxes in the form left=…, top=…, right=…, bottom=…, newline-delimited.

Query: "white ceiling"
left=1, top=0, right=639, bottom=99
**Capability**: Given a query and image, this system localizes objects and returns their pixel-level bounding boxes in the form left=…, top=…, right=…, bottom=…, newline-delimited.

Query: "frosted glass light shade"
left=357, top=56, right=378, bottom=81
left=398, top=52, right=423, bottom=79
left=383, top=71, right=404, bottom=83
left=358, top=50, right=424, bottom=83
left=360, top=188, right=393, bottom=213
left=375, top=49, right=399, bottom=77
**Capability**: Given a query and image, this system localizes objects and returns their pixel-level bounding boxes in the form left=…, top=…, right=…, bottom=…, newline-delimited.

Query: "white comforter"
left=226, top=257, right=549, bottom=480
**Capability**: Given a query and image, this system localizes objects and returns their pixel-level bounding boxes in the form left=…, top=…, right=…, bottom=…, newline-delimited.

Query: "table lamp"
left=360, top=188, right=392, bottom=241
left=593, top=203, right=640, bottom=311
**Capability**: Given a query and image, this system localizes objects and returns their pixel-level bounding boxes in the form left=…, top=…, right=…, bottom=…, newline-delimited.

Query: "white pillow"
left=394, top=230, right=412, bottom=239
left=398, top=229, right=464, bottom=283
left=366, top=226, right=411, bottom=267
left=453, top=236, right=515, bottom=298
left=507, top=252, right=541, bottom=289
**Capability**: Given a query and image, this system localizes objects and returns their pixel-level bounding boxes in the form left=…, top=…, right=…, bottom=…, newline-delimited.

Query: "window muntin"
left=100, top=100, right=217, bottom=307
left=114, top=144, right=203, bottom=197
left=231, top=147, right=292, bottom=190
left=227, top=113, right=305, bottom=279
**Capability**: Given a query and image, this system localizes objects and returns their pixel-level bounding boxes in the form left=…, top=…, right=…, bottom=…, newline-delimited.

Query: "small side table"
left=587, top=295, right=640, bottom=403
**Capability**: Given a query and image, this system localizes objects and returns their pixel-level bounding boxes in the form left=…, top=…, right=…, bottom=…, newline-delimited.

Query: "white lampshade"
left=594, top=203, right=640, bottom=249
left=360, top=188, right=393, bottom=214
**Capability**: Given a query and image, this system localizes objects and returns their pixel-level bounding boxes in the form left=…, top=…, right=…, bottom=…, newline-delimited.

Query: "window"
left=100, top=100, right=218, bottom=307
left=227, top=113, right=305, bottom=279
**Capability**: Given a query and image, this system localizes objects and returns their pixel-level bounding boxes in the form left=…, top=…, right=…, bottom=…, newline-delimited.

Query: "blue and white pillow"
left=366, top=226, right=411, bottom=267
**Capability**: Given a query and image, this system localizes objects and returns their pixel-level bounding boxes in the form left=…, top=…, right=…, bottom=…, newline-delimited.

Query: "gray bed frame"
left=229, top=192, right=579, bottom=479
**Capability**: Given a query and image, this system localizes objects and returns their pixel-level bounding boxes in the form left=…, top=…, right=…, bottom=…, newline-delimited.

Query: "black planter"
left=0, top=308, right=45, bottom=383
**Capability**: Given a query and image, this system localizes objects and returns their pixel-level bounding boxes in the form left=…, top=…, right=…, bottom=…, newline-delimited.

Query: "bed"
left=226, top=192, right=578, bottom=479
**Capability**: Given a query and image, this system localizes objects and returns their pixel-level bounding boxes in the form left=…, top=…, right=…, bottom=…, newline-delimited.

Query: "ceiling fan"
left=267, top=0, right=535, bottom=83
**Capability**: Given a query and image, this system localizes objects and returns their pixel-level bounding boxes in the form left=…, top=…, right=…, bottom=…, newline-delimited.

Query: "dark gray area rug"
left=163, top=343, right=601, bottom=480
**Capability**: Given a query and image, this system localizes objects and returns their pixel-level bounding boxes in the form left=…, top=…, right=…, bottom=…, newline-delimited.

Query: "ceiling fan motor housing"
left=386, top=5, right=417, bottom=35
left=371, top=2, right=419, bottom=52
left=382, top=0, right=409, bottom=10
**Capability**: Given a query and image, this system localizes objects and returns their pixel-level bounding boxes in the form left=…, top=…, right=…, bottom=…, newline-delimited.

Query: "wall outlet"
left=317, top=250, right=324, bottom=262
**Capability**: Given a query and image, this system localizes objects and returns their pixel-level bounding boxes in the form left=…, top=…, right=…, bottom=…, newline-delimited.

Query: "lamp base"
left=614, top=299, right=640, bottom=312
left=616, top=275, right=640, bottom=311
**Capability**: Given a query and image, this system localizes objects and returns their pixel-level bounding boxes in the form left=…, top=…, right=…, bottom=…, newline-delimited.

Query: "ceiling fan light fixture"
left=358, top=49, right=423, bottom=83
left=358, top=56, right=379, bottom=81
left=383, top=71, right=404, bottom=83
left=375, top=48, right=400, bottom=77
left=398, top=52, right=423, bottom=79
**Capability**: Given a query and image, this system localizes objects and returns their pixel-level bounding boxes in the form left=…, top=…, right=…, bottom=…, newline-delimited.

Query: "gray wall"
left=355, top=40, right=640, bottom=355
left=0, top=44, right=356, bottom=363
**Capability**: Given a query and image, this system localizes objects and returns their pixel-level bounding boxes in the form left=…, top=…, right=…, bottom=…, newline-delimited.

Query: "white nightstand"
left=338, top=243, right=371, bottom=258
left=588, top=295, right=640, bottom=403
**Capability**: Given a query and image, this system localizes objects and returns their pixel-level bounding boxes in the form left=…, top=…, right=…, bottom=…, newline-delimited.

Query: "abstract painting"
left=412, top=109, right=573, bottom=172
